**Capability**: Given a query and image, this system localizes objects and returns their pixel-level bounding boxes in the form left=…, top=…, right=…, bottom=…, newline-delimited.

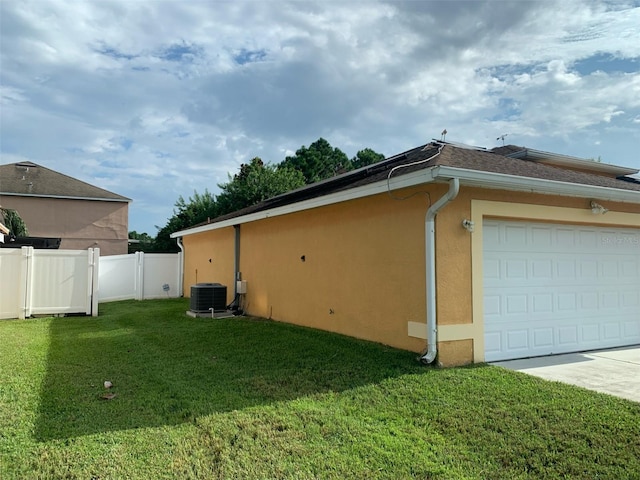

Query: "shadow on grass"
left=35, top=299, right=423, bottom=441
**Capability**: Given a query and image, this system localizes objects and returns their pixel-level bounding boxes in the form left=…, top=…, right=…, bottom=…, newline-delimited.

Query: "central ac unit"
left=190, top=283, right=227, bottom=313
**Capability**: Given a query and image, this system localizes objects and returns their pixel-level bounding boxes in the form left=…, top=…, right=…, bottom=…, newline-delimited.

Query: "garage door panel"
left=622, top=291, right=639, bottom=308
left=533, top=328, right=554, bottom=348
left=625, top=320, right=640, bottom=337
left=557, top=326, right=578, bottom=346
left=484, top=220, right=640, bottom=361
left=484, top=257, right=637, bottom=287
left=582, top=324, right=600, bottom=343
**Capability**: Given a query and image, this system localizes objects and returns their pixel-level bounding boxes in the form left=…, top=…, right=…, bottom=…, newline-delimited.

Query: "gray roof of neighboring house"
left=0, top=161, right=130, bottom=202
left=201, top=142, right=640, bottom=226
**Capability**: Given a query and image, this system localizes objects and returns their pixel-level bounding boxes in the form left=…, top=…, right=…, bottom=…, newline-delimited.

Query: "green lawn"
left=1, top=299, right=638, bottom=479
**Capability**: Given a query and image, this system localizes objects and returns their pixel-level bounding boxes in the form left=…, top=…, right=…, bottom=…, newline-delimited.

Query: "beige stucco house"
left=0, top=161, right=130, bottom=256
left=171, top=142, right=640, bottom=366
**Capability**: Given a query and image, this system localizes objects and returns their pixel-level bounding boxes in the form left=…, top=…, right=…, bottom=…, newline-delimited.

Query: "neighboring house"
left=0, top=161, right=131, bottom=256
left=171, top=142, right=640, bottom=366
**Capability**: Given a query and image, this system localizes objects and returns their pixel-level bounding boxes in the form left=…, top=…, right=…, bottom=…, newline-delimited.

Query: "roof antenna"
left=496, top=133, right=509, bottom=146
left=440, top=129, right=447, bottom=142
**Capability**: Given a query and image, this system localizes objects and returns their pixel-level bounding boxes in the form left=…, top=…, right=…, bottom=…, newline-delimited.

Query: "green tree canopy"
left=128, top=230, right=154, bottom=253
left=153, top=190, right=218, bottom=252
left=151, top=141, right=384, bottom=252
left=0, top=207, right=28, bottom=237
left=280, top=138, right=351, bottom=184
left=216, top=157, right=305, bottom=216
left=351, top=147, right=385, bottom=169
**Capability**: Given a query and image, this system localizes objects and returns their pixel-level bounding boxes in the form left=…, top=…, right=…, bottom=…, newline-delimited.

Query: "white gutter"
left=170, top=169, right=437, bottom=238
left=420, top=177, right=460, bottom=364
left=507, top=148, right=639, bottom=176
left=171, top=166, right=639, bottom=239
left=436, top=166, right=640, bottom=203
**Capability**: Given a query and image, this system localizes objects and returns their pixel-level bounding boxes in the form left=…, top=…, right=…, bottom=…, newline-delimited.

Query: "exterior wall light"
left=462, top=219, right=475, bottom=232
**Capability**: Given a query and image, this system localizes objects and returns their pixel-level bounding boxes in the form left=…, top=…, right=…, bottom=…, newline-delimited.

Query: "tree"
left=128, top=230, right=154, bottom=253
left=216, top=157, right=305, bottom=216
left=351, top=148, right=385, bottom=169
left=0, top=207, right=28, bottom=237
left=280, top=138, right=351, bottom=184
left=153, top=190, right=218, bottom=252
left=151, top=142, right=384, bottom=251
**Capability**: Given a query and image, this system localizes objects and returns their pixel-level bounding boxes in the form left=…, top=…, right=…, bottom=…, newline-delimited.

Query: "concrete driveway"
left=493, top=346, right=640, bottom=403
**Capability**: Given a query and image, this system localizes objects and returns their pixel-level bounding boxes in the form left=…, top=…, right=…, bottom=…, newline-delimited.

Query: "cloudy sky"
left=1, top=1, right=639, bottom=235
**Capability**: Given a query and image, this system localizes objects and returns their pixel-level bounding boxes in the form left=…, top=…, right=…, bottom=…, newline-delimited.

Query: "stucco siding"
left=182, top=227, right=236, bottom=305
left=179, top=183, right=640, bottom=366
left=1, top=196, right=128, bottom=255
left=239, top=189, right=431, bottom=352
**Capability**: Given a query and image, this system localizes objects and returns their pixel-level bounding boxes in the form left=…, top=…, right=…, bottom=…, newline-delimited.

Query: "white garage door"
left=483, top=220, right=640, bottom=362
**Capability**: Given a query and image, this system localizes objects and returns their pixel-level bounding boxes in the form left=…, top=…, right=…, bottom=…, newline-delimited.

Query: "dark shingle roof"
left=436, top=145, right=640, bottom=192
left=0, top=161, right=130, bottom=202
left=201, top=142, right=640, bottom=227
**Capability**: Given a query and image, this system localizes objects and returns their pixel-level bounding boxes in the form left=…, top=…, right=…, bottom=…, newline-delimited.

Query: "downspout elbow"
left=420, top=177, right=460, bottom=365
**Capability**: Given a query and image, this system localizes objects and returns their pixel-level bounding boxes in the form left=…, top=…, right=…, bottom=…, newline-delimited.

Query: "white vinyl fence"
left=98, top=251, right=182, bottom=302
left=0, top=248, right=181, bottom=319
left=0, top=247, right=99, bottom=320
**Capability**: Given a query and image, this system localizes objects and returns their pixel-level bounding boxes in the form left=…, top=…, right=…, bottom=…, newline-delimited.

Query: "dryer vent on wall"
left=190, top=283, right=227, bottom=313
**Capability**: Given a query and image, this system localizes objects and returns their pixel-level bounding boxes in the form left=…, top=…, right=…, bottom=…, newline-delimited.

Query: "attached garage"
left=483, top=219, right=640, bottom=361
left=173, top=142, right=640, bottom=367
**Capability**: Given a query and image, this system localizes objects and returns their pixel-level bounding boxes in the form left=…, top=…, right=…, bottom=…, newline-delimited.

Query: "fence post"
left=18, top=246, right=34, bottom=319
left=135, top=251, right=144, bottom=301
left=90, top=247, right=100, bottom=316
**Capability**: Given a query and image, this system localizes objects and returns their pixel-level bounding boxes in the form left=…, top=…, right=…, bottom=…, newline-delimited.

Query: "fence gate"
left=98, top=251, right=181, bottom=302
left=0, top=247, right=99, bottom=320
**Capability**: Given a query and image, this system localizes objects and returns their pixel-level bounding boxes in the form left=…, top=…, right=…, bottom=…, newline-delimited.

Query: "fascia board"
left=172, top=165, right=640, bottom=238
left=435, top=166, right=640, bottom=203
left=514, top=149, right=639, bottom=176
left=0, top=192, right=132, bottom=203
left=170, top=168, right=438, bottom=237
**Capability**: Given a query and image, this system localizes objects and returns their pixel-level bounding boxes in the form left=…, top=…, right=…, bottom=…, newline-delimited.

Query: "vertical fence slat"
left=20, top=247, right=34, bottom=319
left=90, top=248, right=100, bottom=316
left=136, top=251, right=144, bottom=301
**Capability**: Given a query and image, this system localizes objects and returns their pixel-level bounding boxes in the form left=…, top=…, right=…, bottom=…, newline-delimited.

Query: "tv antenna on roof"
left=497, top=133, right=509, bottom=146
left=440, top=129, right=447, bottom=141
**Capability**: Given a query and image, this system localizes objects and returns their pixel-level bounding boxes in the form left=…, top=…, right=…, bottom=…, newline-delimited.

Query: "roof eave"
left=436, top=166, right=640, bottom=203
left=506, top=148, right=638, bottom=176
left=0, top=192, right=132, bottom=203
left=171, top=166, right=640, bottom=238
left=170, top=167, right=440, bottom=237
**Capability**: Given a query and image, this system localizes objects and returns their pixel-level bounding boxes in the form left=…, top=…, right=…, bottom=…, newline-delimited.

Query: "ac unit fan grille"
left=190, top=283, right=227, bottom=312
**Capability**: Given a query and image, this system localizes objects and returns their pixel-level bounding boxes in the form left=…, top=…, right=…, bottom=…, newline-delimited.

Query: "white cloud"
left=1, top=0, right=639, bottom=234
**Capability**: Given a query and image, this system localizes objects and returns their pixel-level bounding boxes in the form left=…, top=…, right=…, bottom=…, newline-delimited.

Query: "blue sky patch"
left=120, top=138, right=133, bottom=151
left=96, top=45, right=137, bottom=61
left=573, top=53, right=639, bottom=75
left=485, top=64, right=537, bottom=81
left=233, top=48, right=268, bottom=65
left=159, top=42, right=202, bottom=62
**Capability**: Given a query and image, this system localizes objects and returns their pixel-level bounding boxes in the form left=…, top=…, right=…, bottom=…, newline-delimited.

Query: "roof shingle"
left=0, top=162, right=130, bottom=202
left=202, top=142, right=640, bottom=226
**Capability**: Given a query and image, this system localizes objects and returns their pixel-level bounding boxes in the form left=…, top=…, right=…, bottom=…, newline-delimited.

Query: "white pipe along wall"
left=421, top=177, right=460, bottom=364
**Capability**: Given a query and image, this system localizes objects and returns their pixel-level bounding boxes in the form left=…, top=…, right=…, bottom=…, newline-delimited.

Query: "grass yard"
left=1, top=299, right=639, bottom=479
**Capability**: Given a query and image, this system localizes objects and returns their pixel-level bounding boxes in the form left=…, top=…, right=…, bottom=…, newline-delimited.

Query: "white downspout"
left=176, top=237, right=185, bottom=297
left=420, top=177, right=460, bottom=364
